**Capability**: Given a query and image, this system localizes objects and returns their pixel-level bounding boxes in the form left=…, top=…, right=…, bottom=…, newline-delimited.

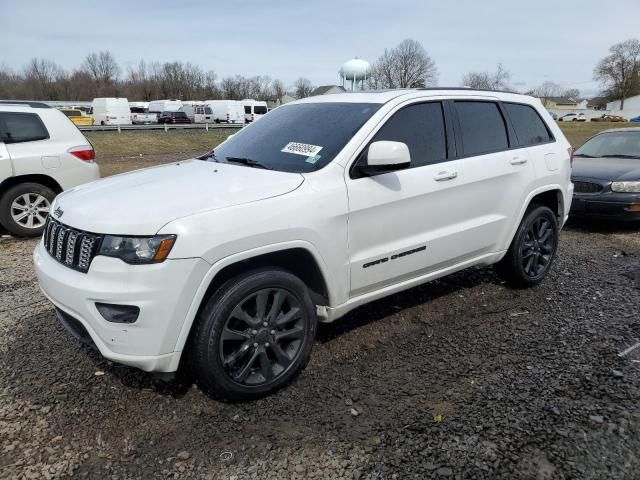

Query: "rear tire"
left=0, top=183, right=55, bottom=237
left=496, top=205, right=559, bottom=288
left=189, top=268, right=317, bottom=401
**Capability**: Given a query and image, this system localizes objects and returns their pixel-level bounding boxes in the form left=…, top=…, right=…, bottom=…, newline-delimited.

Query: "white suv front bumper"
left=33, top=240, right=209, bottom=372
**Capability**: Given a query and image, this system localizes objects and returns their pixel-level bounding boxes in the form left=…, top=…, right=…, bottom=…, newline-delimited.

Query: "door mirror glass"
left=361, top=141, right=411, bottom=175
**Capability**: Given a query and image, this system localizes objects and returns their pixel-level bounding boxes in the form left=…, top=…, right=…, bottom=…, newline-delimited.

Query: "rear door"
left=0, top=112, right=56, bottom=176
left=346, top=101, right=469, bottom=296
left=450, top=99, right=535, bottom=254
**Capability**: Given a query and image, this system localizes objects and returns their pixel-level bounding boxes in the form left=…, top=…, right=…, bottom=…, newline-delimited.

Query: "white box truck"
left=206, top=100, right=245, bottom=124
left=91, top=98, right=132, bottom=126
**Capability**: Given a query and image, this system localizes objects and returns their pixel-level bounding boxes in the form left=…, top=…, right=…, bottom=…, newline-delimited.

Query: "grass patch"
left=85, top=128, right=236, bottom=158
left=557, top=122, right=632, bottom=148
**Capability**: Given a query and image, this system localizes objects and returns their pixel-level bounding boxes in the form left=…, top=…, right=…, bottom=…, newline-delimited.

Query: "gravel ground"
left=1, top=219, right=639, bottom=479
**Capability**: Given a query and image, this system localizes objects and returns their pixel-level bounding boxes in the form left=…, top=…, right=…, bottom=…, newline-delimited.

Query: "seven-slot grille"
left=42, top=217, right=102, bottom=273
left=573, top=181, right=603, bottom=194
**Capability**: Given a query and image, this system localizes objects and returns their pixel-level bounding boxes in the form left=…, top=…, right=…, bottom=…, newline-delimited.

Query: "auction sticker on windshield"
left=282, top=142, right=323, bottom=157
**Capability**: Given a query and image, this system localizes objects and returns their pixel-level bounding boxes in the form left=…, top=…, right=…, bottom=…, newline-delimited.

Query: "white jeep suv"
left=34, top=89, right=573, bottom=400
left=0, top=101, right=100, bottom=236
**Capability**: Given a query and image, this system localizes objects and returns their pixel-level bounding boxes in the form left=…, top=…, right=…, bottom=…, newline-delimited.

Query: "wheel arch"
left=502, top=185, right=565, bottom=253
left=173, top=242, right=332, bottom=354
left=0, top=174, right=63, bottom=199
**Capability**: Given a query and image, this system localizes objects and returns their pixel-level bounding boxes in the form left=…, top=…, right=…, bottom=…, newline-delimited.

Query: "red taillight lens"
left=568, top=147, right=574, bottom=167
left=69, top=146, right=96, bottom=162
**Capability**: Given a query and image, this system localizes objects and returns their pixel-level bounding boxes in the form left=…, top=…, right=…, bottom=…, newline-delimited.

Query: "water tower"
left=339, top=58, right=371, bottom=91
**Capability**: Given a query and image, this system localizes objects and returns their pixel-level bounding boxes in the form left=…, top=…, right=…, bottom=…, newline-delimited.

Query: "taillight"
left=69, top=146, right=96, bottom=162
left=568, top=147, right=574, bottom=167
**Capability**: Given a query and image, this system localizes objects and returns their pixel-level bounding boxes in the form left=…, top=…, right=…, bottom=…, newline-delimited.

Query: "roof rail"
left=0, top=100, right=51, bottom=109
left=415, top=87, right=522, bottom=95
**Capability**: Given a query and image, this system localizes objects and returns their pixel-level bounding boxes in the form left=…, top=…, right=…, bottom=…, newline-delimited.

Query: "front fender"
left=171, top=240, right=333, bottom=354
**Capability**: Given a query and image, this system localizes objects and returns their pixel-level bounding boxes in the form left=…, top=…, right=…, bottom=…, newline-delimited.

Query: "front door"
left=346, top=101, right=468, bottom=296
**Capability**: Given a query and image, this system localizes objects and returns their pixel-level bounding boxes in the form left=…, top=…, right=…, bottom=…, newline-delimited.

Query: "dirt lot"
left=1, top=124, right=640, bottom=479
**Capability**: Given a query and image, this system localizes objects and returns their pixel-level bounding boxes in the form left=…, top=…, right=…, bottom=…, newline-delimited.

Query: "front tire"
left=0, top=183, right=55, bottom=237
left=189, top=268, right=317, bottom=401
left=496, top=205, right=559, bottom=288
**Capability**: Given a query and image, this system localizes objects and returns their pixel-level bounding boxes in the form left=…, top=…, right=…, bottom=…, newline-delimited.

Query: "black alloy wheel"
left=189, top=268, right=317, bottom=401
left=220, top=288, right=307, bottom=386
left=520, top=216, right=555, bottom=278
left=497, top=205, right=559, bottom=287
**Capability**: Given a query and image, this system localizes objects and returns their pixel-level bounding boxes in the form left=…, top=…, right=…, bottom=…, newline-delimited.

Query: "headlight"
left=98, top=235, right=176, bottom=264
left=611, top=181, right=640, bottom=193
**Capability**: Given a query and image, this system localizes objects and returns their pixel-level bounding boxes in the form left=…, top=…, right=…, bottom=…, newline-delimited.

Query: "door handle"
left=510, top=156, right=528, bottom=165
left=434, top=171, right=458, bottom=181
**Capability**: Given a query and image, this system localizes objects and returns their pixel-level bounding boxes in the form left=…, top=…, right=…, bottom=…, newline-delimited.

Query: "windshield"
left=203, top=102, right=380, bottom=173
left=575, top=131, right=640, bottom=159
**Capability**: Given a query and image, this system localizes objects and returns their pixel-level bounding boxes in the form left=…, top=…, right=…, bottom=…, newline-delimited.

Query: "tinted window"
left=130, top=107, right=146, bottom=113
left=174, top=112, right=187, bottom=118
left=244, top=106, right=251, bottom=114
left=369, top=102, right=447, bottom=168
left=504, top=103, right=552, bottom=146
left=63, top=110, right=81, bottom=117
left=204, top=107, right=212, bottom=114
left=454, top=101, right=508, bottom=156
left=207, top=102, right=380, bottom=173
left=0, top=112, right=49, bottom=144
left=254, top=106, right=267, bottom=114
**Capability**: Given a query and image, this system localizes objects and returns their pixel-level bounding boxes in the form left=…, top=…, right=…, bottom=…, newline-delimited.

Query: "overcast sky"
left=2, top=0, right=639, bottom=96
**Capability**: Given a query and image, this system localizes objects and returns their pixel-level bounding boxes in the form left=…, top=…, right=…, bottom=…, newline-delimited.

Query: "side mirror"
left=359, top=141, right=411, bottom=176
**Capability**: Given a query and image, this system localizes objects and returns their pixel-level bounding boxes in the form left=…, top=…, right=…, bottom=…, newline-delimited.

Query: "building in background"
left=310, top=85, right=346, bottom=96
left=606, top=94, right=640, bottom=111
left=539, top=97, right=580, bottom=110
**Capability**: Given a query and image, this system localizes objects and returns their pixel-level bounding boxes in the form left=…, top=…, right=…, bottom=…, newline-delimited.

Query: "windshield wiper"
left=225, top=156, right=273, bottom=170
left=573, top=153, right=597, bottom=158
left=600, top=154, right=640, bottom=159
left=199, top=150, right=219, bottom=161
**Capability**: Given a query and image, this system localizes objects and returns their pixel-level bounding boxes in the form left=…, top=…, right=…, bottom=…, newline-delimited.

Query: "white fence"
left=548, top=108, right=640, bottom=121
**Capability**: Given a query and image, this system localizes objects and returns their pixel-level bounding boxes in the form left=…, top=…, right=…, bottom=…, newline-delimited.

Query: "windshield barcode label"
left=282, top=142, right=323, bottom=157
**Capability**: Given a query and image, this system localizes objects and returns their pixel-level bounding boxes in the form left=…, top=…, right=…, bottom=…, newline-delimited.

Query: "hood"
left=571, top=157, right=640, bottom=182
left=53, top=159, right=304, bottom=234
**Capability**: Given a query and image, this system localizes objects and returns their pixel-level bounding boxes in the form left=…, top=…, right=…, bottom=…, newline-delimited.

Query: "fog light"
left=95, top=303, right=140, bottom=324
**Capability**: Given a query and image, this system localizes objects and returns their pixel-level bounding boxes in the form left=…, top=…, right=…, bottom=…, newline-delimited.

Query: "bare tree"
left=23, top=58, right=62, bottom=100
left=127, top=60, right=157, bottom=101
left=370, top=39, right=437, bottom=89
left=528, top=81, right=581, bottom=106
left=594, top=38, right=640, bottom=109
left=461, top=63, right=511, bottom=90
left=82, top=51, right=121, bottom=96
left=271, top=79, right=286, bottom=102
left=562, top=88, right=580, bottom=100
left=294, top=77, right=313, bottom=98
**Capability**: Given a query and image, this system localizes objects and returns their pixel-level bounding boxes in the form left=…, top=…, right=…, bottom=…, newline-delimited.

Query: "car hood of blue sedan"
left=572, top=156, right=640, bottom=182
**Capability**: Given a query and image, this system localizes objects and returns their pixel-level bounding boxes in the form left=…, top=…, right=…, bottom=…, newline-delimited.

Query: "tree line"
left=1, top=38, right=638, bottom=107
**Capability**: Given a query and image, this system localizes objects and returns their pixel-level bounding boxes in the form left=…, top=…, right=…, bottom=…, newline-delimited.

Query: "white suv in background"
left=0, top=101, right=100, bottom=236
left=34, top=89, right=573, bottom=401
